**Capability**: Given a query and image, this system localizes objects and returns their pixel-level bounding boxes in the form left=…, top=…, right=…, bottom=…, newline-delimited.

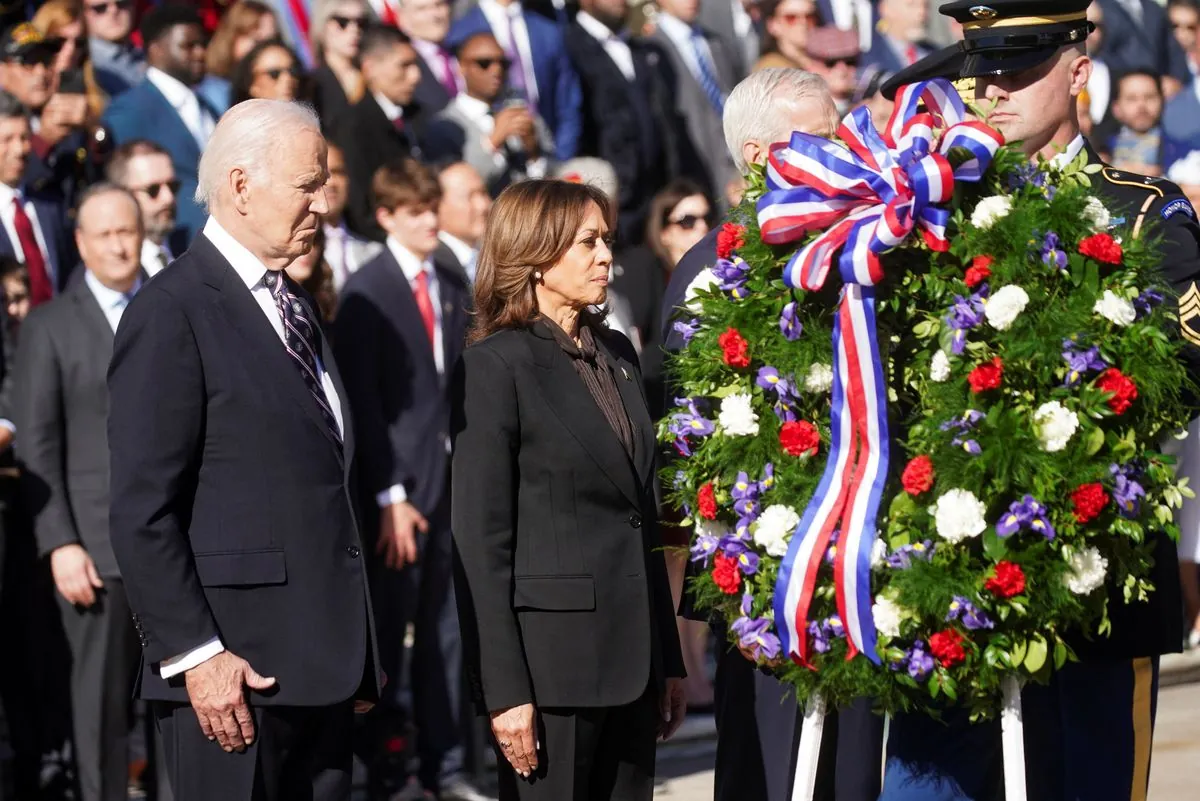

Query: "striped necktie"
left=689, top=29, right=725, bottom=116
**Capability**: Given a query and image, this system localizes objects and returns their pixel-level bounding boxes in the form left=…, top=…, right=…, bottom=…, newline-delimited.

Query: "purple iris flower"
left=1112, top=474, right=1146, bottom=518
left=723, top=539, right=760, bottom=575
left=1134, top=289, right=1165, bottom=319
left=886, top=540, right=935, bottom=569
left=940, top=410, right=985, bottom=454
left=944, top=285, right=989, bottom=355
left=673, top=318, right=700, bottom=345
left=1009, top=163, right=1049, bottom=193
left=735, top=517, right=754, bottom=542
left=731, top=471, right=761, bottom=520
left=996, top=495, right=1055, bottom=540
left=668, top=399, right=715, bottom=455
left=757, top=366, right=783, bottom=393
left=1041, top=232, right=1068, bottom=270
left=673, top=470, right=687, bottom=490
left=690, top=531, right=720, bottom=563
left=808, top=620, right=831, bottom=653
left=1062, top=339, right=1108, bottom=387
left=825, top=615, right=845, bottom=638
left=712, top=258, right=750, bottom=299
left=780, top=301, right=803, bottom=341
left=947, top=595, right=994, bottom=631
left=824, top=530, right=841, bottom=565
left=759, top=463, right=776, bottom=493
left=733, top=594, right=782, bottom=661
left=905, top=641, right=935, bottom=680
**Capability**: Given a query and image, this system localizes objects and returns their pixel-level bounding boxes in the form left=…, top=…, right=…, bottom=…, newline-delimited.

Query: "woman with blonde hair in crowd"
left=199, top=0, right=281, bottom=112
left=311, top=0, right=370, bottom=130
left=31, top=0, right=107, bottom=120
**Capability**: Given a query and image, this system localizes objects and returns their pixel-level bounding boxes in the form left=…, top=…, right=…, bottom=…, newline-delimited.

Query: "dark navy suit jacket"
left=0, top=194, right=74, bottom=294
left=102, top=79, right=211, bottom=245
left=448, top=5, right=582, bottom=160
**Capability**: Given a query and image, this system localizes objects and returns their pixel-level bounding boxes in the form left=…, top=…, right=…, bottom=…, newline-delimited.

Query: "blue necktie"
left=690, top=29, right=725, bottom=116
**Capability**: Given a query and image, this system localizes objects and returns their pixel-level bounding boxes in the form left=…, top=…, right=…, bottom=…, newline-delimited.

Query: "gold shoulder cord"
left=1102, top=168, right=1163, bottom=240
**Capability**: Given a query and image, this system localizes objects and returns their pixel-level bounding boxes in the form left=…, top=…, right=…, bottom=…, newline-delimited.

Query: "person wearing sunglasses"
left=106, top=139, right=186, bottom=278
left=805, top=25, right=860, bottom=114
left=311, top=0, right=369, bottom=131
left=0, top=24, right=57, bottom=117
left=198, top=1, right=282, bottom=114
left=229, top=39, right=307, bottom=107
left=754, top=0, right=818, bottom=72
left=84, top=0, right=144, bottom=96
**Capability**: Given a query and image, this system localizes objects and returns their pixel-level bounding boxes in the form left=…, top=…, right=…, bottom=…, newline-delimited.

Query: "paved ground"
left=654, top=681, right=1200, bottom=800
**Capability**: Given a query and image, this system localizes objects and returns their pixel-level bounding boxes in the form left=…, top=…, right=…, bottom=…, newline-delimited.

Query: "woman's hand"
left=658, top=678, right=687, bottom=741
left=491, top=703, right=539, bottom=777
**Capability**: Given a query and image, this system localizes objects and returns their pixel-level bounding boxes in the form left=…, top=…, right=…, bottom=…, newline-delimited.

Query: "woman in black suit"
left=451, top=180, right=686, bottom=801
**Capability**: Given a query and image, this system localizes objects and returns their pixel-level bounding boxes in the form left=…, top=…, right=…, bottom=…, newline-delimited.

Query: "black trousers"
left=496, top=687, right=659, bottom=801
left=154, top=701, right=354, bottom=801
left=57, top=577, right=142, bottom=801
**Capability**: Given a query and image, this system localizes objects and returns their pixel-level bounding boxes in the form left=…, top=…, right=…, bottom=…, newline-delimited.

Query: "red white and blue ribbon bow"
left=761, top=79, right=1004, bottom=667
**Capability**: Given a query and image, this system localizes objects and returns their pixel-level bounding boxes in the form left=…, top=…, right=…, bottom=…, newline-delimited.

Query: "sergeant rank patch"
left=1180, top=283, right=1200, bottom=347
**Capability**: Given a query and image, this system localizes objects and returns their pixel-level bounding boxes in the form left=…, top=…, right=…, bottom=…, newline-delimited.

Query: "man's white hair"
left=723, top=68, right=837, bottom=174
left=195, top=100, right=322, bottom=210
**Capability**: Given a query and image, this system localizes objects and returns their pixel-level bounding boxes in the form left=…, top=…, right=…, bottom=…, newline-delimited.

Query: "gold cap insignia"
left=969, top=6, right=998, bottom=20
left=953, top=77, right=977, bottom=103
left=1180, top=283, right=1200, bottom=347
left=10, top=24, right=44, bottom=47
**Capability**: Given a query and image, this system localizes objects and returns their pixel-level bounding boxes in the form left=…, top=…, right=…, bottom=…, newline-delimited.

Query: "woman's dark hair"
left=229, top=38, right=308, bottom=107
left=471, top=179, right=614, bottom=344
left=645, top=178, right=710, bottom=268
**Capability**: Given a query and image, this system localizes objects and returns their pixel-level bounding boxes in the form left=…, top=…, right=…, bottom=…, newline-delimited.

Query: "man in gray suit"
left=650, top=0, right=739, bottom=205
left=424, top=32, right=554, bottom=196
left=14, top=184, right=144, bottom=801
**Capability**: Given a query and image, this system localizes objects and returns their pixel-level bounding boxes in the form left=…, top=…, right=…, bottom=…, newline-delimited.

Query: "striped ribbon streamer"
left=758, top=78, right=1004, bottom=667
left=278, top=0, right=314, bottom=67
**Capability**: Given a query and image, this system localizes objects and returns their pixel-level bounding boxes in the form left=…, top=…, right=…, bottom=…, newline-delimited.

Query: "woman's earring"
left=534, top=271, right=542, bottom=281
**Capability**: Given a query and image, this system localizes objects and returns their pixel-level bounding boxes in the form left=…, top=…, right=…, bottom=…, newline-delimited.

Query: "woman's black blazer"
left=450, top=321, right=685, bottom=713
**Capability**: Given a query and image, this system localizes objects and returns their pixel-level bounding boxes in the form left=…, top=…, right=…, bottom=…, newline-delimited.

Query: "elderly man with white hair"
left=107, top=99, right=380, bottom=801
left=660, top=67, right=884, bottom=801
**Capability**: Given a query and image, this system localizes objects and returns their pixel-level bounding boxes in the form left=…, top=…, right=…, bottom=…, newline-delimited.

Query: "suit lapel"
left=191, top=235, right=344, bottom=458
left=527, top=325, right=642, bottom=508
left=143, top=81, right=202, bottom=164
left=595, top=332, right=655, bottom=488
left=434, top=258, right=469, bottom=374
left=376, top=249, right=440, bottom=378
left=30, top=198, right=61, bottom=282
left=69, top=277, right=116, bottom=360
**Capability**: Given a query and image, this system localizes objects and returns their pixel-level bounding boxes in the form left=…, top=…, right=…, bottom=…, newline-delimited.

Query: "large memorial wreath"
left=662, top=79, right=1196, bottom=719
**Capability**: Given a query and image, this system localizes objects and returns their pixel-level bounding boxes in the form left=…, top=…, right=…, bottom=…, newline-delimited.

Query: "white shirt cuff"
left=375, top=484, right=408, bottom=508
left=159, top=637, right=225, bottom=679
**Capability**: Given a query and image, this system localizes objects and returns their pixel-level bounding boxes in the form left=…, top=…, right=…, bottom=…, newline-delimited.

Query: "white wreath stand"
left=788, top=676, right=1027, bottom=801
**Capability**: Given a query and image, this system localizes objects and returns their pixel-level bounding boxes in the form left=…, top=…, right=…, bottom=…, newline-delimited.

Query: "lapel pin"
left=621, top=366, right=630, bottom=381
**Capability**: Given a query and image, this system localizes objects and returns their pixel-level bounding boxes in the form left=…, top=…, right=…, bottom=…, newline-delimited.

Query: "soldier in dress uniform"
left=874, top=2, right=1200, bottom=800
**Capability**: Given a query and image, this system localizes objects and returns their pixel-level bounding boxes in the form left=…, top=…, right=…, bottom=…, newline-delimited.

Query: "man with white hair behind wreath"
left=107, top=99, right=381, bottom=801
left=660, top=67, right=885, bottom=801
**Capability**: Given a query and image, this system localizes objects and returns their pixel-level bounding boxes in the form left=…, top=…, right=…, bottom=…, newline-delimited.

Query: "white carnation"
left=930, top=350, right=952, bottom=382
left=804, top=363, right=834, bottom=394
left=872, top=595, right=904, bottom=638
left=1033, top=401, right=1080, bottom=453
left=1093, top=289, right=1136, bottom=327
left=985, top=285, right=1030, bottom=331
left=1083, top=196, right=1111, bottom=231
left=870, top=537, right=888, bottom=569
left=970, top=195, right=1013, bottom=230
left=753, top=504, right=800, bottom=557
left=683, top=268, right=719, bottom=311
left=695, top=519, right=732, bottom=539
left=718, top=392, right=760, bottom=437
left=931, top=488, right=987, bottom=544
left=1064, top=546, right=1108, bottom=595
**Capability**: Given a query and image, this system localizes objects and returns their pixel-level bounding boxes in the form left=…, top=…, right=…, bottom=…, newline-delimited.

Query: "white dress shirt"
left=0, top=182, right=53, bottom=280
left=374, top=91, right=404, bottom=124
left=412, top=37, right=463, bottom=94
left=324, top=222, right=369, bottom=290
left=140, top=238, right=172, bottom=278
left=438, top=231, right=478, bottom=283
left=374, top=237, right=445, bottom=509
left=576, top=11, right=636, bottom=82
left=451, top=94, right=550, bottom=177
left=479, top=0, right=540, bottom=105
left=145, top=67, right=215, bottom=149
left=84, top=270, right=141, bottom=333
left=829, top=0, right=874, bottom=52
left=655, top=12, right=718, bottom=90
left=159, top=216, right=346, bottom=679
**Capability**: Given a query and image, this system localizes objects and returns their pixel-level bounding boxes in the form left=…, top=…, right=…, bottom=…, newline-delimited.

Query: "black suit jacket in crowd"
left=333, top=246, right=470, bottom=523
left=413, top=53, right=453, bottom=119
left=330, top=95, right=425, bottom=242
left=564, top=24, right=681, bottom=247
left=450, top=322, right=685, bottom=713
left=107, top=233, right=380, bottom=706
left=14, top=274, right=120, bottom=576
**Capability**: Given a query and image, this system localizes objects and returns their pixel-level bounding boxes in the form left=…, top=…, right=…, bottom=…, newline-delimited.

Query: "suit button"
left=629, top=514, right=643, bottom=529
left=346, top=545, right=360, bottom=558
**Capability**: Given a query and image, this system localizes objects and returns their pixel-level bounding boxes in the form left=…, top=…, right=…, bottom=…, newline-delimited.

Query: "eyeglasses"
left=822, top=57, right=859, bottom=69
left=666, top=213, right=706, bottom=230
left=256, top=66, right=302, bottom=81
left=85, top=0, right=133, bottom=15
left=1174, top=22, right=1199, bottom=33
left=132, top=179, right=180, bottom=199
left=778, top=12, right=816, bottom=26
left=470, top=57, right=511, bottom=71
left=331, top=15, right=366, bottom=30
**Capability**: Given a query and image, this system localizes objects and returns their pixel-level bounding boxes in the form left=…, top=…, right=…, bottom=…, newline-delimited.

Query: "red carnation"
left=901, top=455, right=936, bottom=495
left=1079, top=233, right=1123, bottom=265
left=965, top=255, right=993, bottom=288
left=1071, top=483, right=1110, bottom=524
left=712, top=553, right=742, bottom=594
left=1095, top=368, right=1138, bottom=415
left=967, top=357, right=1004, bottom=393
left=716, top=222, right=746, bottom=260
left=929, top=628, right=967, bottom=668
left=985, top=561, right=1026, bottom=599
left=718, top=327, right=751, bottom=368
left=780, top=421, right=820, bottom=457
left=697, top=482, right=718, bottom=520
